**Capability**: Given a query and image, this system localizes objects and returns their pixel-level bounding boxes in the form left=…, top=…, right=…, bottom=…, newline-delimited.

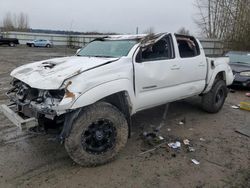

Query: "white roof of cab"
left=104, top=34, right=148, bottom=40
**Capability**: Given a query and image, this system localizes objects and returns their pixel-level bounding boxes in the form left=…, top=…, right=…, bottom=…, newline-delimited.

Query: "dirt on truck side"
left=0, top=46, right=249, bottom=188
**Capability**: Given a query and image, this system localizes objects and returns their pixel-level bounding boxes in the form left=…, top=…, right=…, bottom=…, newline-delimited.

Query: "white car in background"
left=26, top=39, right=53, bottom=48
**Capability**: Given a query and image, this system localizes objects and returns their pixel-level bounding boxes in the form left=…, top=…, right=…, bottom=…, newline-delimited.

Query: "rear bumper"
left=0, top=104, right=37, bottom=130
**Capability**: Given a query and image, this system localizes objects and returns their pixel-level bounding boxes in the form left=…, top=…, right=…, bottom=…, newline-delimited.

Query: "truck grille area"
left=6, top=79, right=65, bottom=118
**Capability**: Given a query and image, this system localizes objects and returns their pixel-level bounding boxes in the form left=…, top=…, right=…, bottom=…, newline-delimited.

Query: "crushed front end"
left=1, top=79, right=67, bottom=130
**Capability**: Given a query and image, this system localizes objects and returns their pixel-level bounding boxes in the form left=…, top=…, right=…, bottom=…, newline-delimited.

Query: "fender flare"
left=203, top=64, right=228, bottom=93
left=70, top=78, right=135, bottom=110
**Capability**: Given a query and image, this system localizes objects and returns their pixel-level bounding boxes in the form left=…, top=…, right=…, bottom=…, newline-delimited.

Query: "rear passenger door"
left=175, top=35, right=207, bottom=97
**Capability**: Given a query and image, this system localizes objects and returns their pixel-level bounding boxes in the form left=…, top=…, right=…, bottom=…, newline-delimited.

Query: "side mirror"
left=76, top=48, right=81, bottom=55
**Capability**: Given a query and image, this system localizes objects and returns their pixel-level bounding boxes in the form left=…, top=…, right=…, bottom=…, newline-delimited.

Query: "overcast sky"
left=0, top=0, right=198, bottom=35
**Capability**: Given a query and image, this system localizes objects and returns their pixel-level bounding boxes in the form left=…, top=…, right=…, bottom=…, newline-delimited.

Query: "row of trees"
left=195, top=0, right=250, bottom=50
left=1, top=12, right=29, bottom=32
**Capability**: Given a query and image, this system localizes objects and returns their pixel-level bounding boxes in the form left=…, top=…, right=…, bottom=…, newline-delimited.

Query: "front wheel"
left=65, top=102, right=128, bottom=166
left=202, top=80, right=228, bottom=113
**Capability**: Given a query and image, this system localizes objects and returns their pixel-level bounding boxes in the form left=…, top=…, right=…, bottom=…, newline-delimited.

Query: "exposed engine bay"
left=6, top=79, right=65, bottom=120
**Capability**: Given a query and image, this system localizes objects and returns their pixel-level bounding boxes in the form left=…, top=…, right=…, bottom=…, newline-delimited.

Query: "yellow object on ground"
left=240, top=102, right=250, bottom=111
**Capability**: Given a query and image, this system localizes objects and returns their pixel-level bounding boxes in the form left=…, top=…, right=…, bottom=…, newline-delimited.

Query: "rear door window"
left=176, top=35, right=200, bottom=58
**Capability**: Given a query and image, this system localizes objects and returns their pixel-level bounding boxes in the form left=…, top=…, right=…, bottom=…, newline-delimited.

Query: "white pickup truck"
left=0, top=33, right=234, bottom=166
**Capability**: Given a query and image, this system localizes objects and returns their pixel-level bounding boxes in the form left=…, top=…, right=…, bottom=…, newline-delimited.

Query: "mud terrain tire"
left=202, top=80, right=227, bottom=113
left=65, top=102, right=128, bottom=166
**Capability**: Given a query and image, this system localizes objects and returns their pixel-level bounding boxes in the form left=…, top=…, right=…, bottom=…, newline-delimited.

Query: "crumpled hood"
left=11, top=56, right=119, bottom=89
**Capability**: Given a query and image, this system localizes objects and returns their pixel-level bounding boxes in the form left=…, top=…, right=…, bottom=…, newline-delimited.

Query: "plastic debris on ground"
left=239, top=102, right=250, bottom=111
left=246, top=93, right=250, bottom=97
left=191, top=159, right=200, bottom=165
left=188, top=146, right=195, bottom=152
left=183, top=139, right=195, bottom=152
left=199, top=138, right=206, bottom=142
left=142, top=132, right=165, bottom=146
left=178, top=118, right=186, bottom=125
left=183, top=139, right=190, bottom=145
left=231, top=105, right=240, bottom=109
left=168, top=141, right=181, bottom=149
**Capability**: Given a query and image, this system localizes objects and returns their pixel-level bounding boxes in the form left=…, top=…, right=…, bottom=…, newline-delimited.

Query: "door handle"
left=198, top=62, right=205, bottom=67
left=171, top=65, right=180, bottom=70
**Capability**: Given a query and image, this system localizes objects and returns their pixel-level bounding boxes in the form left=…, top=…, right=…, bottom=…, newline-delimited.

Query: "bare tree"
left=2, top=12, right=15, bottom=31
left=2, top=12, right=29, bottom=32
left=195, top=0, right=250, bottom=50
left=177, top=27, right=191, bottom=35
left=17, top=12, right=29, bottom=31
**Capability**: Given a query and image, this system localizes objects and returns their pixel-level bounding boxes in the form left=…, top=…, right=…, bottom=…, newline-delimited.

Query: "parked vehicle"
left=26, top=39, right=53, bottom=48
left=0, top=33, right=234, bottom=166
left=0, top=35, right=19, bottom=47
left=226, top=51, right=250, bottom=88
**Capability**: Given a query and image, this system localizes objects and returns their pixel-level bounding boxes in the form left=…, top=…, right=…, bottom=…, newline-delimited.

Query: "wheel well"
left=215, top=71, right=226, bottom=82
left=101, top=91, right=132, bottom=137
left=60, top=91, right=132, bottom=141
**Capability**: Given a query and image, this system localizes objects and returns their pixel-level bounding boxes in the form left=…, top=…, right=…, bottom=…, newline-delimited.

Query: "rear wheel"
left=31, top=43, right=34, bottom=47
left=65, top=102, right=128, bottom=166
left=46, top=44, right=51, bottom=48
left=202, top=79, right=228, bottom=113
left=9, top=42, right=15, bottom=47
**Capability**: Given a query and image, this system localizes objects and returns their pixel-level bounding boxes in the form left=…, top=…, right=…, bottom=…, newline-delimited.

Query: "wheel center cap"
left=95, top=130, right=104, bottom=140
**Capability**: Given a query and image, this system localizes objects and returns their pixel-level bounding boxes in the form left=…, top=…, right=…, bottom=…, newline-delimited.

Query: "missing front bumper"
left=0, top=104, right=37, bottom=130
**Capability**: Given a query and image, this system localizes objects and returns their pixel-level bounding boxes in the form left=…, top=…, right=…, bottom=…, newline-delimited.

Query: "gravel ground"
left=0, top=46, right=249, bottom=188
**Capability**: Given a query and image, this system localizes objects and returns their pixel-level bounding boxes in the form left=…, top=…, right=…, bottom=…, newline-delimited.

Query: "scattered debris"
left=183, top=139, right=190, bottom=145
left=188, top=146, right=195, bottom=152
left=167, top=128, right=171, bottom=132
left=142, top=132, right=165, bottom=146
left=239, top=102, right=250, bottom=111
left=158, top=136, right=164, bottom=140
left=179, top=119, right=186, bottom=126
left=246, top=93, right=250, bottom=97
left=191, top=159, right=200, bottom=165
left=199, top=138, right=206, bottom=142
left=235, top=126, right=250, bottom=138
left=168, top=141, right=181, bottom=149
left=189, top=128, right=194, bottom=131
left=231, top=105, right=240, bottom=109
left=139, top=142, right=167, bottom=155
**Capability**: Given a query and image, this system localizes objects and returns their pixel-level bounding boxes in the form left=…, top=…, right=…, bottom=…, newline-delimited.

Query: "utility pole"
left=136, top=27, right=139, bottom=34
